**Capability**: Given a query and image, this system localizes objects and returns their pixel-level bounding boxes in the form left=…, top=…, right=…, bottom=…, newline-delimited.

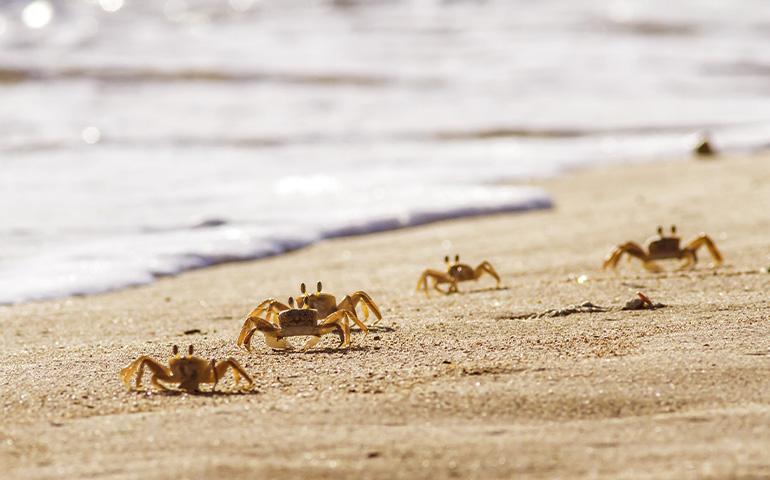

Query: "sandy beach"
left=2, top=153, right=769, bottom=479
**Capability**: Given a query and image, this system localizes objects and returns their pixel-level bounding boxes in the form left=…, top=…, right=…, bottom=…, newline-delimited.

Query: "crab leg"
left=433, top=277, right=457, bottom=294
left=340, top=290, right=382, bottom=325
left=319, top=310, right=352, bottom=348
left=603, top=242, right=643, bottom=269
left=602, top=242, right=661, bottom=272
left=248, top=298, right=276, bottom=319
left=120, top=356, right=175, bottom=390
left=337, top=291, right=382, bottom=325
left=236, top=317, right=259, bottom=348
left=676, top=250, right=696, bottom=271
left=684, top=234, right=723, bottom=266
left=474, top=261, right=501, bottom=286
left=241, top=316, right=293, bottom=351
left=119, top=357, right=145, bottom=387
left=249, top=299, right=290, bottom=324
left=208, top=358, right=254, bottom=388
left=417, top=269, right=441, bottom=292
left=417, top=269, right=456, bottom=295
left=336, top=295, right=371, bottom=334
left=415, top=270, right=429, bottom=292
left=210, top=359, right=219, bottom=392
left=237, top=313, right=285, bottom=347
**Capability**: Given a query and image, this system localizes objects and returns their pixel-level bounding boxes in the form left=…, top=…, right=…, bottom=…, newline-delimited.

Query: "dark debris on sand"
left=502, top=293, right=666, bottom=320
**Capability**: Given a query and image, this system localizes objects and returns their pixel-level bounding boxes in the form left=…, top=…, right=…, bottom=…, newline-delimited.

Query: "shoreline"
left=2, top=152, right=770, bottom=479
left=0, top=147, right=704, bottom=307
left=2, top=181, right=555, bottom=306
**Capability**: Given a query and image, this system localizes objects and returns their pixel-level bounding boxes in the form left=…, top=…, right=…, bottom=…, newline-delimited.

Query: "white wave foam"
left=0, top=165, right=550, bottom=304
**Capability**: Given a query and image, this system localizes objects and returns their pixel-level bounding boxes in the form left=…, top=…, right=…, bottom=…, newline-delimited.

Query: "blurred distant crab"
left=416, top=254, right=501, bottom=295
left=603, top=225, right=723, bottom=272
left=246, top=282, right=381, bottom=328
left=119, top=344, right=253, bottom=393
left=237, top=297, right=358, bottom=351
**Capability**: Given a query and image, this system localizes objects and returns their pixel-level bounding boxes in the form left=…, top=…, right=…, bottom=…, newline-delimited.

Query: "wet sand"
left=2, top=153, right=769, bottom=479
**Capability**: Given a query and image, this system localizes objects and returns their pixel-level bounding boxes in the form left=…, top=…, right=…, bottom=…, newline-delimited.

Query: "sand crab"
left=603, top=225, right=723, bottom=272
left=246, top=282, right=381, bottom=328
left=237, top=297, right=357, bottom=351
left=119, top=344, right=254, bottom=393
left=416, top=255, right=501, bottom=295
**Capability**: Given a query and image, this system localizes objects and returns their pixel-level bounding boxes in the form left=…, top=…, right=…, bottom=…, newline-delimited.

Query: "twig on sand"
left=506, top=301, right=610, bottom=320
left=502, top=292, right=665, bottom=320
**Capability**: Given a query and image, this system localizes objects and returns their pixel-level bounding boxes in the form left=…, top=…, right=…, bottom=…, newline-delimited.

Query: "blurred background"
left=1, top=0, right=769, bottom=303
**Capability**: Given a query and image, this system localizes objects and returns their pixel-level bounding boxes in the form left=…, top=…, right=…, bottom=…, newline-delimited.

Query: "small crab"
left=246, top=282, right=381, bottom=328
left=603, top=225, right=723, bottom=272
left=119, top=344, right=254, bottom=393
left=237, top=297, right=357, bottom=351
left=416, top=254, right=501, bottom=295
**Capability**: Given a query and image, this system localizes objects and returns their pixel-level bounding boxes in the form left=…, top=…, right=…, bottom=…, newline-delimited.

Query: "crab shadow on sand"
left=265, top=344, right=372, bottom=356
left=136, top=388, right=259, bottom=397
left=437, top=285, right=510, bottom=296
left=360, top=325, right=395, bottom=333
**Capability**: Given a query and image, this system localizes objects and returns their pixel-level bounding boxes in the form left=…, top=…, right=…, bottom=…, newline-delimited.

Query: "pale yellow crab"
left=237, top=297, right=357, bottom=351
left=119, top=344, right=254, bottom=393
left=603, top=225, right=723, bottom=272
left=416, top=254, right=501, bottom=295
left=248, top=282, right=381, bottom=328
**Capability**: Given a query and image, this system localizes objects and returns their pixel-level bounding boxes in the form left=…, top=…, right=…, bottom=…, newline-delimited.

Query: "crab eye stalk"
left=288, top=297, right=295, bottom=308
left=317, top=281, right=323, bottom=293
left=671, top=225, right=677, bottom=234
left=188, top=345, right=194, bottom=356
left=444, top=255, right=449, bottom=264
left=173, top=345, right=179, bottom=355
left=657, top=226, right=663, bottom=236
left=300, top=283, right=306, bottom=294
left=455, top=254, right=460, bottom=263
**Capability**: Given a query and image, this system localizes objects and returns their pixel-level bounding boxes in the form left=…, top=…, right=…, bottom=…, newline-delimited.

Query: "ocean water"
left=1, top=0, right=770, bottom=304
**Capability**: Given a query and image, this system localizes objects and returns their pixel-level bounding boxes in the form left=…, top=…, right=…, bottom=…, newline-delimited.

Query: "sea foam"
left=0, top=146, right=552, bottom=304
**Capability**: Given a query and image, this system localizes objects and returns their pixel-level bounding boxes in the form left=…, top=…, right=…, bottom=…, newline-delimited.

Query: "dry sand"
left=1, top=153, right=769, bottom=479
